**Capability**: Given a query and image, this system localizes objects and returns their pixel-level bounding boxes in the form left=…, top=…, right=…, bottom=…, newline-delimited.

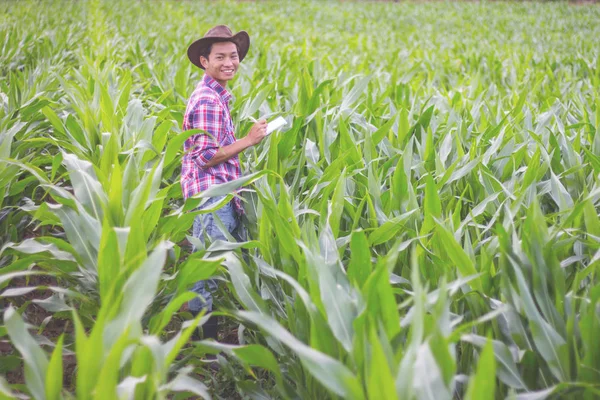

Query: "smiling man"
left=182, top=25, right=267, bottom=342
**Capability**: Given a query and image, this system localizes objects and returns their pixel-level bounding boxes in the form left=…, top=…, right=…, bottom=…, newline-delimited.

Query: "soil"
left=1, top=274, right=77, bottom=389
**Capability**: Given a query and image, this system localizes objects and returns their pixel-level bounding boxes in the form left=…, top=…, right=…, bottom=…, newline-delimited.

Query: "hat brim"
left=187, top=31, right=250, bottom=70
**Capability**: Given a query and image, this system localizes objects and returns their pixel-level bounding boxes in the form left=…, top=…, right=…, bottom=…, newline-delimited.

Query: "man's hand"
left=199, top=119, right=268, bottom=169
left=245, top=119, right=268, bottom=146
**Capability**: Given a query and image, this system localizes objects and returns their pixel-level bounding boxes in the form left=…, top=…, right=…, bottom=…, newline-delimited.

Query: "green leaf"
left=424, top=175, right=442, bottom=219
left=104, top=243, right=168, bottom=346
left=329, top=169, right=346, bottom=238
left=45, top=335, right=64, bottom=400
left=94, top=331, right=133, bottom=399
left=372, top=113, right=398, bottom=146
left=0, top=376, right=16, bottom=399
left=149, top=292, right=196, bottom=334
left=4, top=307, right=48, bottom=400
left=464, top=338, right=496, bottom=400
left=164, top=129, right=202, bottom=167
left=510, top=260, right=567, bottom=381
left=363, top=261, right=402, bottom=340
left=53, top=204, right=100, bottom=271
left=165, top=373, right=210, bottom=399
left=462, top=334, right=526, bottom=389
left=0, top=239, right=75, bottom=262
left=318, top=260, right=356, bottom=352
left=429, top=331, right=455, bottom=387
left=340, top=75, right=371, bottom=112
left=97, top=217, right=121, bottom=303
left=366, top=327, right=397, bottom=400
left=435, top=222, right=483, bottom=292
left=181, top=170, right=273, bottom=213
left=223, top=253, right=268, bottom=313
left=348, top=230, right=372, bottom=286
left=62, top=152, right=107, bottom=221
left=368, top=210, right=417, bottom=246
left=238, top=311, right=365, bottom=400
left=413, top=342, right=452, bottom=400
left=233, top=345, right=284, bottom=386
left=73, top=311, right=103, bottom=400
left=175, top=255, right=221, bottom=294
left=391, top=156, right=408, bottom=210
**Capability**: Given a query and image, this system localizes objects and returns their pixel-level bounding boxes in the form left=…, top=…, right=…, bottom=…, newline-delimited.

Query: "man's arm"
left=188, top=98, right=268, bottom=169
left=201, top=119, right=268, bottom=169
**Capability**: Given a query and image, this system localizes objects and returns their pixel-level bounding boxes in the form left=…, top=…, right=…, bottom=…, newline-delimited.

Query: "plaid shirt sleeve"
left=187, top=98, right=224, bottom=169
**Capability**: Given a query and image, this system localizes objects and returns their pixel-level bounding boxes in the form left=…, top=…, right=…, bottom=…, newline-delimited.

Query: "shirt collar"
left=202, top=74, right=232, bottom=104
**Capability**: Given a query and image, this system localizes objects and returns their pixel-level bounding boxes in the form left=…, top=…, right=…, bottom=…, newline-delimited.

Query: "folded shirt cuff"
left=194, top=148, right=217, bottom=169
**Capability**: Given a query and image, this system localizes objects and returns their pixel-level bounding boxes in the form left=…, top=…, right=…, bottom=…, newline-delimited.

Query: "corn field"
left=1, top=0, right=600, bottom=399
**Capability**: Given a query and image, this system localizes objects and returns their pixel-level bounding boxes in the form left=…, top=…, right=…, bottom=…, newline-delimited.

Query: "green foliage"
left=1, top=0, right=600, bottom=399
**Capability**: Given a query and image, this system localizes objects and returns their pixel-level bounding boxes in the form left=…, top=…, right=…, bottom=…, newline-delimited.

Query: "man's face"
left=200, top=41, right=239, bottom=87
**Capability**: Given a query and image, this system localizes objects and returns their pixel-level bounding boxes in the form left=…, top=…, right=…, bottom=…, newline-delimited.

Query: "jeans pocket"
left=215, top=204, right=237, bottom=233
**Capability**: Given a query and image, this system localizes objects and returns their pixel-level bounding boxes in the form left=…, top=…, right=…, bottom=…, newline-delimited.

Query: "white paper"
left=266, top=116, right=287, bottom=135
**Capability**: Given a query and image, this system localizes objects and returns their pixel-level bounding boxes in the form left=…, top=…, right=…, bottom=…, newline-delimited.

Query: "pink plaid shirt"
left=181, top=74, right=243, bottom=214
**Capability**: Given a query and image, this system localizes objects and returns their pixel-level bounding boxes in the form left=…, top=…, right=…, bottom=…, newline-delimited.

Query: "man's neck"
left=206, top=73, right=227, bottom=88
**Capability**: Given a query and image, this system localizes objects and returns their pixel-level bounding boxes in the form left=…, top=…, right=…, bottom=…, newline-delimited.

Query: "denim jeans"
left=188, top=196, right=246, bottom=314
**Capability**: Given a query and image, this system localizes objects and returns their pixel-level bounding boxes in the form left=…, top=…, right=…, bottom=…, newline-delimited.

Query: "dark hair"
left=199, top=41, right=240, bottom=61
left=199, top=44, right=213, bottom=61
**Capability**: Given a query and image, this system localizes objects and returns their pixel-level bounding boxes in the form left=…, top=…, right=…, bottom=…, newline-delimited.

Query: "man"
left=182, top=25, right=267, bottom=341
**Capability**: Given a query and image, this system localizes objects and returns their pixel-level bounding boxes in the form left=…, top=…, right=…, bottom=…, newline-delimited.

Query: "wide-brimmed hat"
left=187, top=25, right=250, bottom=70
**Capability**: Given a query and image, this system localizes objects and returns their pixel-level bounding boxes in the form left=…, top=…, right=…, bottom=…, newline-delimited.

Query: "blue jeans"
left=188, top=197, right=246, bottom=314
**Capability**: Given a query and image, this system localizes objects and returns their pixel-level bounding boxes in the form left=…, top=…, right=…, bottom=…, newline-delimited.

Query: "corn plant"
left=2, top=0, right=600, bottom=399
